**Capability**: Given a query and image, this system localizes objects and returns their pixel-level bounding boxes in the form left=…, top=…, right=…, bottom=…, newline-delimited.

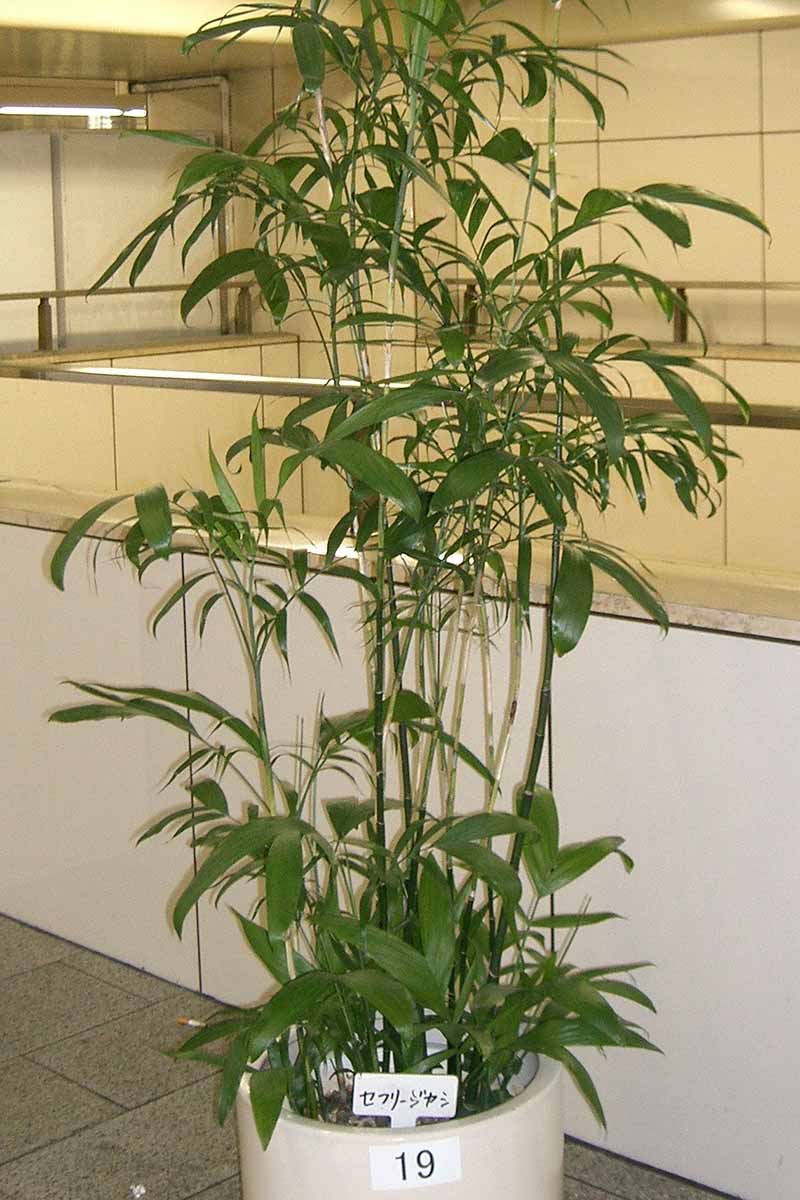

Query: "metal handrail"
left=0, top=283, right=257, bottom=351
left=456, top=279, right=800, bottom=344
left=4, top=276, right=800, bottom=351
left=14, top=365, right=800, bottom=431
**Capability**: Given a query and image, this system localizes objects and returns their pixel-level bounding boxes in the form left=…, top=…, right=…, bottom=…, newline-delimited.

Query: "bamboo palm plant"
left=50, top=0, right=766, bottom=1148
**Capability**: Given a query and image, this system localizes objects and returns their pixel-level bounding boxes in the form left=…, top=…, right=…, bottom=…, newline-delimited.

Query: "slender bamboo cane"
left=489, top=1, right=565, bottom=982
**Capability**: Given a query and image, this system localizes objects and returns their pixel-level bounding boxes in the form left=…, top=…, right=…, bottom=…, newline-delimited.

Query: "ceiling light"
left=0, top=105, right=146, bottom=118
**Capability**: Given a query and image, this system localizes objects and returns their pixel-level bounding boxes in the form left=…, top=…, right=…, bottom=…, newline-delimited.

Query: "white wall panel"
left=0, top=523, right=199, bottom=990
left=3, top=514, right=800, bottom=1198
left=551, top=613, right=800, bottom=1200
left=182, top=563, right=370, bottom=1005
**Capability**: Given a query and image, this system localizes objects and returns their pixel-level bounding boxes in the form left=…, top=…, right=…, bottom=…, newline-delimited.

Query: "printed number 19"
left=395, top=1150, right=435, bottom=1182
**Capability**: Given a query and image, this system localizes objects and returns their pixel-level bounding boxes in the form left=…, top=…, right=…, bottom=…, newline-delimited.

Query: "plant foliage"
left=51, top=0, right=765, bottom=1145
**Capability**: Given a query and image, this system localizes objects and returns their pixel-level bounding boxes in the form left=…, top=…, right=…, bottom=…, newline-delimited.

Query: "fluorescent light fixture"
left=28, top=365, right=440, bottom=403
left=28, top=365, right=367, bottom=399
left=72, top=366, right=363, bottom=387
left=0, top=105, right=146, bottom=118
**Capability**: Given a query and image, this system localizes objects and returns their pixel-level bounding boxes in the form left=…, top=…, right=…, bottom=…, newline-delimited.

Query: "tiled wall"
left=0, top=341, right=300, bottom=503
left=1, top=28, right=798, bottom=589
left=266, top=31, right=800, bottom=582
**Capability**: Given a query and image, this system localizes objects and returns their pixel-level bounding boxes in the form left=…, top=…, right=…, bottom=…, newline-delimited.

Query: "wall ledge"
left=2, top=481, right=796, bottom=643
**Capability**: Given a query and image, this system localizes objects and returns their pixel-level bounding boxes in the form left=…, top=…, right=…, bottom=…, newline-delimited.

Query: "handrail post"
left=463, top=280, right=478, bottom=339
left=37, top=297, right=54, bottom=352
left=673, top=286, right=688, bottom=343
left=234, top=285, right=254, bottom=335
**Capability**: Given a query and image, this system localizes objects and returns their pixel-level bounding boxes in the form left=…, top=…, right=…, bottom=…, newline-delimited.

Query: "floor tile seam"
left=67, top=1069, right=221, bottom=1121
left=0, top=1102, right=127, bottom=1171
left=565, top=1167, right=738, bottom=1200
left=1, top=956, right=164, bottom=1008
left=0, top=955, right=74, bottom=983
left=48, top=958, right=178, bottom=1004
left=62, top=950, right=207, bottom=1002
left=24, top=1038, right=222, bottom=1113
left=562, top=1177, right=635, bottom=1200
left=19, top=1051, right=132, bottom=1112
left=55, top=956, right=201, bottom=1008
left=14, top=986, right=189, bottom=1062
left=183, top=1174, right=240, bottom=1199
left=565, top=1140, right=741, bottom=1200
left=2, top=1000, right=168, bottom=1066
left=0, top=1074, right=223, bottom=1174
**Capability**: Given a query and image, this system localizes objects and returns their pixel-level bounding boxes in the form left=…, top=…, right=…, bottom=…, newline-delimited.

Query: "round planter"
left=236, top=1056, right=563, bottom=1200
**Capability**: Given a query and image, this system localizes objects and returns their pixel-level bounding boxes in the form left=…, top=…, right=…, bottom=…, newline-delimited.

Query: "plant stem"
left=489, top=2, right=565, bottom=983
left=386, top=565, right=417, bottom=924
left=373, top=532, right=388, bottom=932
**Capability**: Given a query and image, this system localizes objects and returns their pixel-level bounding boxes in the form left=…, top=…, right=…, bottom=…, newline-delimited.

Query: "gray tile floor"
left=0, top=914, right=740, bottom=1200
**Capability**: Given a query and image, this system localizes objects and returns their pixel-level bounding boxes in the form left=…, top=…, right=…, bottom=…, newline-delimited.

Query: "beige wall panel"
left=0, top=132, right=56, bottom=351
left=296, top=341, right=351, bottom=519
left=297, top=338, right=345, bottom=383
left=0, top=375, right=115, bottom=491
left=113, top=346, right=263, bottom=497
left=259, top=340, right=303, bottom=517
left=603, top=288, right=678, bottom=342
left=765, top=292, right=800, bottom=345
left=296, top=341, right=417, bottom=519
left=611, top=288, right=761, bottom=346
left=412, top=176, right=458, bottom=250
left=725, top=427, right=800, bottom=573
left=598, top=34, right=760, bottom=141
left=764, top=132, right=800, bottom=283
left=685, top=288, right=765, bottom=346
left=725, top=357, right=800, bottom=407
left=229, top=68, right=274, bottom=151
left=605, top=357, right=725, bottom=405
left=277, top=273, right=335, bottom=346
left=470, top=51, right=600, bottom=145
left=272, top=63, right=301, bottom=114
left=609, top=287, right=764, bottom=346
left=462, top=152, right=532, bottom=228
left=367, top=341, right=416, bottom=382
left=146, top=87, right=219, bottom=139
left=459, top=141, right=600, bottom=329
left=411, top=178, right=459, bottom=337
left=599, top=135, right=764, bottom=282
left=579, top=358, right=727, bottom=567
left=580, top=441, right=727, bottom=568
left=58, top=131, right=219, bottom=346
left=762, top=28, right=800, bottom=132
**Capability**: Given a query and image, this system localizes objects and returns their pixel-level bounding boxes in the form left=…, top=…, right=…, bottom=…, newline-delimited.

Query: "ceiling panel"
left=0, top=25, right=293, bottom=81
left=4, top=0, right=800, bottom=83
left=542, top=0, right=800, bottom=43
left=0, top=1, right=288, bottom=39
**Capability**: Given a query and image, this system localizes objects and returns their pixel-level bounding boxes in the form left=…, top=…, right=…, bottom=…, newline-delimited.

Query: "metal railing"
left=0, top=282, right=258, bottom=351
left=4, top=277, right=800, bottom=353
left=459, top=279, right=800, bottom=345
left=14, top=364, right=800, bottom=431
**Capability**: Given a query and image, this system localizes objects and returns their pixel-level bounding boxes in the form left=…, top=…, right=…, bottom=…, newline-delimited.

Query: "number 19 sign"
left=368, top=1137, right=462, bottom=1191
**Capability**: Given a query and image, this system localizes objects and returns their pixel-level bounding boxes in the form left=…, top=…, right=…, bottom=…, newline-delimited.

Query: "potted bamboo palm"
left=49, top=1, right=766, bottom=1196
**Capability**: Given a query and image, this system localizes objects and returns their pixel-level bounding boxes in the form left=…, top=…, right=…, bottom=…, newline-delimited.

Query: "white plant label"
left=353, top=1073, right=459, bottom=1128
left=368, top=1137, right=462, bottom=1191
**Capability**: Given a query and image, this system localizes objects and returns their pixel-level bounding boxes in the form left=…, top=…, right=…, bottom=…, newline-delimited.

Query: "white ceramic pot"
left=236, top=1056, right=563, bottom=1200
